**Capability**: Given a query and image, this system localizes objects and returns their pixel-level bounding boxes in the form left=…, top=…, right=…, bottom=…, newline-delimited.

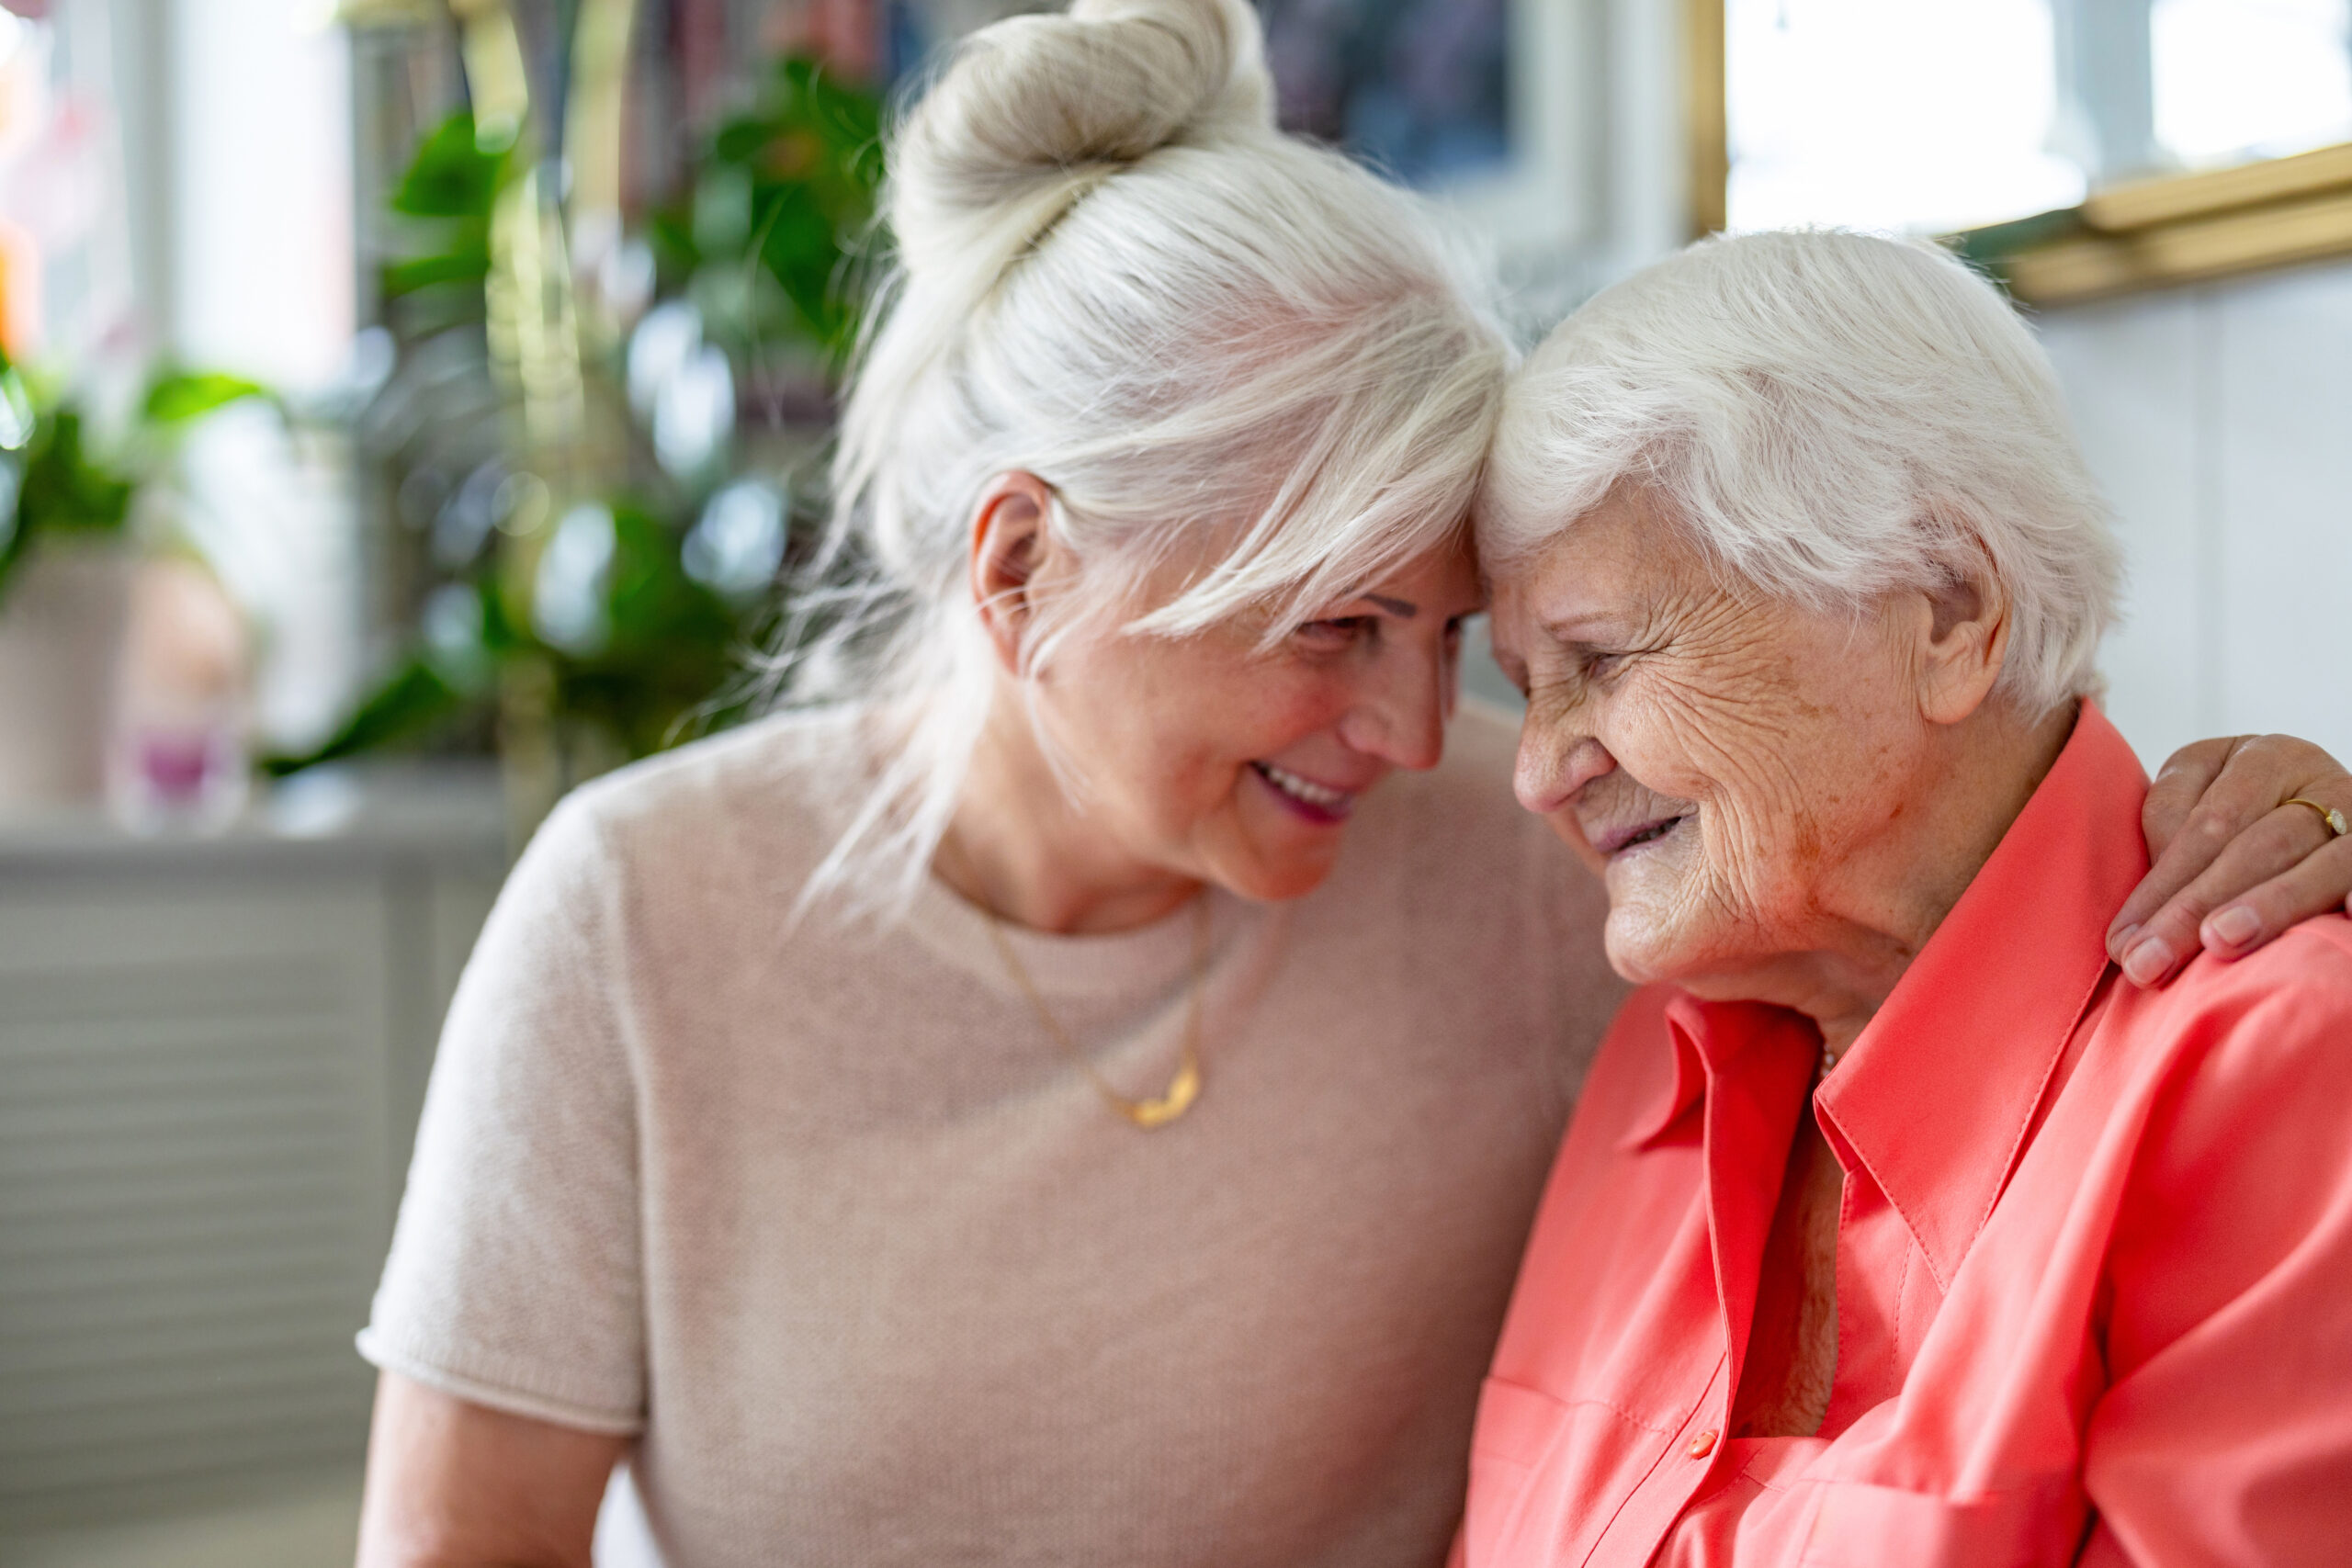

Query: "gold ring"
left=2284, top=797, right=2350, bottom=838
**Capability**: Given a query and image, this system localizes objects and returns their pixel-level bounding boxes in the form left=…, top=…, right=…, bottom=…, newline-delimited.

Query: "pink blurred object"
left=105, top=556, right=252, bottom=834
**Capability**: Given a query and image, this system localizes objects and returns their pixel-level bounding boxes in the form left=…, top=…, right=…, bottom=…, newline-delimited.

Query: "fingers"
left=2112, top=795, right=2352, bottom=986
left=2193, top=833, right=2352, bottom=964
left=2109, top=731, right=2352, bottom=983
left=2109, top=735, right=2261, bottom=960
left=2135, top=736, right=2241, bottom=865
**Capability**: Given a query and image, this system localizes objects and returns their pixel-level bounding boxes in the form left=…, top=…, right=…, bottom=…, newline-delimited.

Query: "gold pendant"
left=947, top=831, right=1213, bottom=1133
left=1115, top=1051, right=1202, bottom=1130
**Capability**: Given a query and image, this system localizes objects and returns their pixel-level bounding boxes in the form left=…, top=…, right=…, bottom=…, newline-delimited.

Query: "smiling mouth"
left=1252, top=761, right=1356, bottom=823
left=1593, top=813, right=1692, bottom=857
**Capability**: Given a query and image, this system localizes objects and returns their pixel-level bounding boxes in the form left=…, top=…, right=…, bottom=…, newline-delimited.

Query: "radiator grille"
left=0, top=886, right=391, bottom=1525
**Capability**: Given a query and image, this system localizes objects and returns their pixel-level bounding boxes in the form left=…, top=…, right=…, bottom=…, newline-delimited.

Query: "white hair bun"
left=888, top=0, right=1275, bottom=280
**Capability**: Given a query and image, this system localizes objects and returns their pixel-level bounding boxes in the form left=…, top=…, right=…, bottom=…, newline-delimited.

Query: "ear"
left=967, top=471, right=1057, bottom=673
left=1911, top=564, right=2013, bottom=727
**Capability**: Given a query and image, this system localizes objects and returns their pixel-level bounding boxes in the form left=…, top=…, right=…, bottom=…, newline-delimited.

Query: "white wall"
left=2039, top=260, right=2352, bottom=771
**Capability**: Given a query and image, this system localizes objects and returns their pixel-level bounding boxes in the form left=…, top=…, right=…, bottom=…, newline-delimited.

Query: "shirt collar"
left=1623, top=993, right=1818, bottom=1150
left=1623, top=1005, right=1712, bottom=1148
left=1814, top=702, right=2149, bottom=1292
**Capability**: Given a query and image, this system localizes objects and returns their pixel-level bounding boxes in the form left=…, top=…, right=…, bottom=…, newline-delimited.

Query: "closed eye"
left=1294, top=615, right=1376, bottom=649
left=1577, top=640, right=1657, bottom=684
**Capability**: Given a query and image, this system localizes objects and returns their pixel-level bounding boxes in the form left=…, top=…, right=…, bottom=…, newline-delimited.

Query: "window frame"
left=1684, top=0, right=2352, bottom=304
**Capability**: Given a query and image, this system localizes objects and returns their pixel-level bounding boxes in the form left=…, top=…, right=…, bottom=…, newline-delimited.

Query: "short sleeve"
left=357, top=792, right=647, bottom=1434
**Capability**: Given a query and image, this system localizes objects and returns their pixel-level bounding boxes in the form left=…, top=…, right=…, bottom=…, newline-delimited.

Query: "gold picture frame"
left=1684, top=0, right=1728, bottom=242
left=1956, top=141, right=2352, bottom=305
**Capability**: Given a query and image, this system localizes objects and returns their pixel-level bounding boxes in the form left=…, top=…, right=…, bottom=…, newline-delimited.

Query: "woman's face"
left=1487, top=488, right=1938, bottom=992
left=1036, top=535, right=1484, bottom=905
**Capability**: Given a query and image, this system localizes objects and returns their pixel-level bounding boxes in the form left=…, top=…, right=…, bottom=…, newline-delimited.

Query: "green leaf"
left=260, top=656, right=469, bottom=776
left=0, top=367, right=34, bottom=450
left=391, top=111, right=509, bottom=220
left=141, top=370, right=270, bottom=426
left=650, top=53, right=885, bottom=360
left=17, top=409, right=133, bottom=536
left=383, top=240, right=493, bottom=298
left=534, top=500, right=746, bottom=758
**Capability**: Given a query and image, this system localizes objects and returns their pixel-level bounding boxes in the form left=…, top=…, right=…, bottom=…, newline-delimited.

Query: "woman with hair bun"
left=351, top=5, right=2352, bottom=1564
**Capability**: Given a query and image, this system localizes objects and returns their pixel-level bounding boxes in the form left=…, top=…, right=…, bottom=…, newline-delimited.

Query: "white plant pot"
left=0, top=542, right=134, bottom=809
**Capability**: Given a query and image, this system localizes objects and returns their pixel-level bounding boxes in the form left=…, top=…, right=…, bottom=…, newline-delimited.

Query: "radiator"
left=0, top=855, right=495, bottom=1529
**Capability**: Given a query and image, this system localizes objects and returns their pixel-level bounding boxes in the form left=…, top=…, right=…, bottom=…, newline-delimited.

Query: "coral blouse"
left=1461, top=705, right=2352, bottom=1567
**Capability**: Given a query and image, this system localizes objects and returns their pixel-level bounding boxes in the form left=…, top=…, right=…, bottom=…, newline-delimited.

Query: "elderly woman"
left=356, top=6, right=2352, bottom=1562
left=1464, top=229, right=2352, bottom=1567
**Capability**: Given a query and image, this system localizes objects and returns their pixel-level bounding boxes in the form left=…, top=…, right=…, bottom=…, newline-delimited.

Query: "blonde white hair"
left=782, top=0, right=1510, bottom=919
left=1478, top=229, right=2120, bottom=717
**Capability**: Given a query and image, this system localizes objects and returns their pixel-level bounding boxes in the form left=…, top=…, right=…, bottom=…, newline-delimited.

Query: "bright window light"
left=2153, top=0, right=2352, bottom=166
left=1727, top=0, right=2087, bottom=234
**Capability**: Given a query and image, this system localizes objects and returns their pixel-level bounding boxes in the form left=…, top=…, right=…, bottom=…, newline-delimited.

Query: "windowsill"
left=0, top=761, right=508, bottom=877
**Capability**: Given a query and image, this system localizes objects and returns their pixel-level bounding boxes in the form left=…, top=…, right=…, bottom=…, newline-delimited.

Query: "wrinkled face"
left=1037, top=535, right=1483, bottom=904
left=1487, top=488, right=1932, bottom=990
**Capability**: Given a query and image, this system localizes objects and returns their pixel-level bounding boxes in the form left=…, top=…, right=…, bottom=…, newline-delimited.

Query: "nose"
left=1515, top=722, right=1615, bottom=818
left=1336, top=634, right=1453, bottom=772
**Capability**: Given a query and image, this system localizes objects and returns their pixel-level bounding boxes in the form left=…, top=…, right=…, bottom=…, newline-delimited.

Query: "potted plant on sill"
left=0, top=358, right=273, bottom=811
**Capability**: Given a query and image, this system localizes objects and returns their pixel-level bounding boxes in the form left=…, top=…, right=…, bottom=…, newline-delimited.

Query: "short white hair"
left=1478, top=229, right=2120, bottom=717
left=776, top=0, right=1509, bottom=919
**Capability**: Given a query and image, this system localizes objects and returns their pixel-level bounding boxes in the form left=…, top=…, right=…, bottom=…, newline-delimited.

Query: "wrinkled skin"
left=1495, top=486, right=2086, bottom=1042
left=1482, top=479, right=2352, bottom=1446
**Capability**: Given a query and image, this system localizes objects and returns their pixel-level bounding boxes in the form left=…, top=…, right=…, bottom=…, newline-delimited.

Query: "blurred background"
left=0, top=1, right=2346, bottom=1562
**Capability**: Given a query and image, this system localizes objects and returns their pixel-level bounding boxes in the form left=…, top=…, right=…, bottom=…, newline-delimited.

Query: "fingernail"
left=2123, top=935, right=2175, bottom=986
left=2109, top=922, right=2141, bottom=956
left=2209, top=906, right=2260, bottom=948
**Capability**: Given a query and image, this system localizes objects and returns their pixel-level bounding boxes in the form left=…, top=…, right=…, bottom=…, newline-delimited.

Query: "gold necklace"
left=949, top=834, right=1207, bottom=1130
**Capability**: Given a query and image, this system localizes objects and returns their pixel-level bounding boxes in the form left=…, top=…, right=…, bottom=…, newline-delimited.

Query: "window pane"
left=2152, top=0, right=2352, bottom=166
left=1727, top=0, right=2087, bottom=233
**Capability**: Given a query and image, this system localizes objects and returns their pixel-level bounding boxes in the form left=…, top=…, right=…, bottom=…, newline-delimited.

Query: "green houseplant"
left=0, top=353, right=276, bottom=808
left=280, top=26, right=884, bottom=824
left=0, top=355, right=273, bottom=606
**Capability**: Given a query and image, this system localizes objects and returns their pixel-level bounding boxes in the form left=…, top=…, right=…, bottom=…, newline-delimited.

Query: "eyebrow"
left=1543, top=606, right=1643, bottom=643
left=1364, top=593, right=1419, bottom=618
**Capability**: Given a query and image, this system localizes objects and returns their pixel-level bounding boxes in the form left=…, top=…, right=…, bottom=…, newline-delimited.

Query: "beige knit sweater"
left=359, top=701, right=1624, bottom=1567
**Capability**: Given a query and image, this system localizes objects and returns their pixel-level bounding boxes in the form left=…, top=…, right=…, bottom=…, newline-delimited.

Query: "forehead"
left=1363, top=531, right=1485, bottom=608
left=1489, top=489, right=1691, bottom=624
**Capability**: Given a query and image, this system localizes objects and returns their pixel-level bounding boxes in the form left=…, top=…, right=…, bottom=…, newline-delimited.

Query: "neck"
left=1695, top=699, right=2081, bottom=1055
left=938, top=697, right=1203, bottom=937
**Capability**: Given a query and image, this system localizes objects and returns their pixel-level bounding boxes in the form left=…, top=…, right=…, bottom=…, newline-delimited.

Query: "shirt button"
left=1687, top=1428, right=1719, bottom=1459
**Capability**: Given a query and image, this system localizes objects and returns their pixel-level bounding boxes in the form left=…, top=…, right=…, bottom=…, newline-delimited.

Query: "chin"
left=1202, top=814, right=1348, bottom=902
left=1209, top=781, right=1357, bottom=902
left=1218, top=847, right=1341, bottom=904
left=1601, top=923, right=1668, bottom=986
left=1600, top=900, right=1712, bottom=988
